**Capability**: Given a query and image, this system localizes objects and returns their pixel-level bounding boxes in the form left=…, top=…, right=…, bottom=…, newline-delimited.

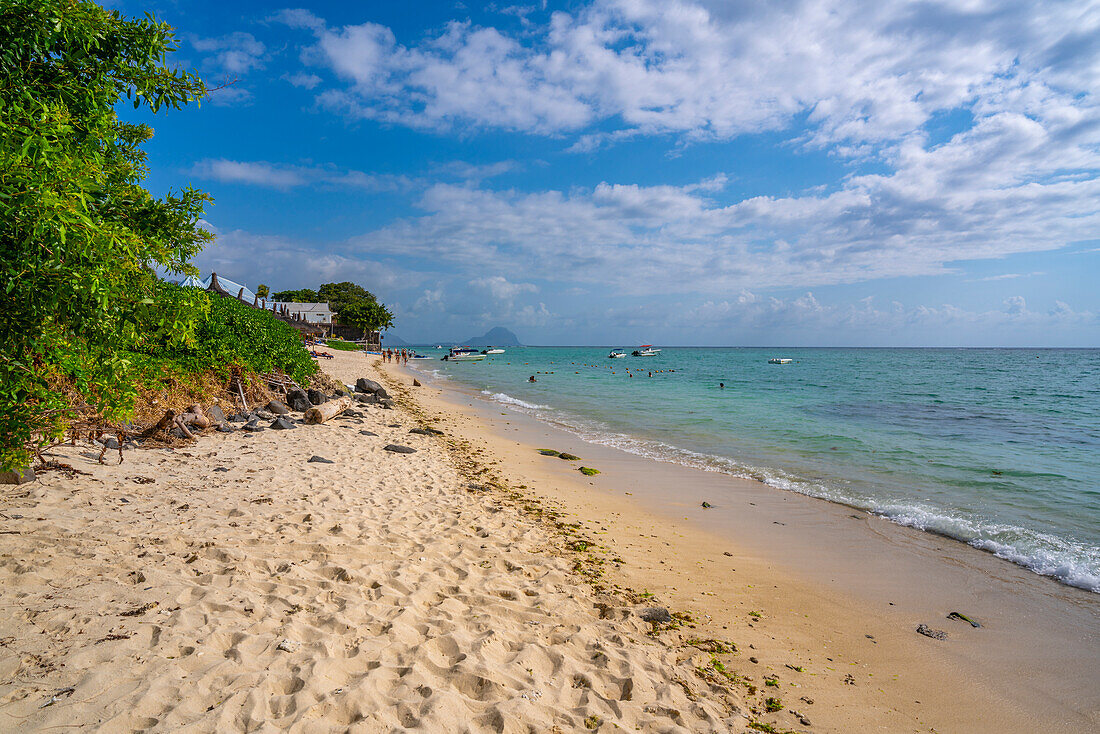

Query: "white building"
left=263, top=302, right=333, bottom=326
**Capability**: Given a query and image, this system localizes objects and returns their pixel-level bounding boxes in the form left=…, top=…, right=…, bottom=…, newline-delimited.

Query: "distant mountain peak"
left=463, top=326, right=522, bottom=347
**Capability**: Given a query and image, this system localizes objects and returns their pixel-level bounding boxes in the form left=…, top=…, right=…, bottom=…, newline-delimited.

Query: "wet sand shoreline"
left=388, top=357, right=1100, bottom=733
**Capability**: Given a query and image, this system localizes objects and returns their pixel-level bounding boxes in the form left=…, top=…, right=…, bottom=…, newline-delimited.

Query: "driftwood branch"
left=141, top=409, right=176, bottom=438
left=304, top=396, right=350, bottom=425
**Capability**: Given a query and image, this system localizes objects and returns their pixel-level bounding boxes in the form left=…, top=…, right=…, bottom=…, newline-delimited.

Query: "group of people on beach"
left=383, top=348, right=409, bottom=364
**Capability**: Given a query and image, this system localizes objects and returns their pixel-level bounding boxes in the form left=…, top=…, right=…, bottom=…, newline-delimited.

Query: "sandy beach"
left=2, top=349, right=1096, bottom=732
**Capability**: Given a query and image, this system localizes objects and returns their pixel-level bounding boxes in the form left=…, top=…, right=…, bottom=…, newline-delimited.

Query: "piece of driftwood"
left=172, top=404, right=210, bottom=439
left=141, top=409, right=176, bottom=438
left=304, top=396, right=350, bottom=425
left=236, top=379, right=249, bottom=413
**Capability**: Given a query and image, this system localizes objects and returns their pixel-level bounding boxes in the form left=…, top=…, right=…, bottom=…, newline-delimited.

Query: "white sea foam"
left=471, top=390, right=1100, bottom=593
left=482, top=391, right=549, bottom=411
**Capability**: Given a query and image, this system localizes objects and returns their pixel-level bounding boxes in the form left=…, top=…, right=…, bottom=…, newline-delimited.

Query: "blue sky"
left=122, top=0, right=1099, bottom=345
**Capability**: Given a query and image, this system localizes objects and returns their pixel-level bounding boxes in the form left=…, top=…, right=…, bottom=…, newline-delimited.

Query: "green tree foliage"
left=272, top=288, right=319, bottom=303
left=255, top=284, right=269, bottom=298
left=148, top=284, right=316, bottom=383
left=338, top=300, right=395, bottom=333
left=318, top=281, right=377, bottom=315
left=0, top=0, right=211, bottom=469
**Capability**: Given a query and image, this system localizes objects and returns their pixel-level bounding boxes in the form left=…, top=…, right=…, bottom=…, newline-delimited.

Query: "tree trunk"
left=304, top=396, right=350, bottom=424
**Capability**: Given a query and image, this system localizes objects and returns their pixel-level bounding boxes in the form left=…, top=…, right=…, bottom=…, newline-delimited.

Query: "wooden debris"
left=304, top=396, right=351, bottom=424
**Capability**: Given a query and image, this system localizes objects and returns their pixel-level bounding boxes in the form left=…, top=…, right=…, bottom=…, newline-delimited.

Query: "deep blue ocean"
left=407, top=347, right=1100, bottom=592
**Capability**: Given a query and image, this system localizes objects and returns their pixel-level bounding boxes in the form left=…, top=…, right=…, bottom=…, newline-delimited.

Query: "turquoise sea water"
left=408, top=347, right=1100, bottom=592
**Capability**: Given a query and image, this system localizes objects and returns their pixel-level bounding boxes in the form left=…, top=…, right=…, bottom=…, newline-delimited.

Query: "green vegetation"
left=272, top=288, right=319, bottom=303
left=747, top=723, right=782, bottom=733
left=338, top=299, right=394, bottom=333
left=324, top=339, right=362, bottom=352
left=255, top=284, right=269, bottom=298
left=1, top=0, right=211, bottom=469
left=538, top=449, right=561, bottom=456
left=559, top=452, right=581, bottom=461
left=579, top=466, right=601, bottom=476
left=153, top=283, right=316, bottom=382
left=0, top=1, right=316, bottom=470
left=765, top=696, right=783, bottom=712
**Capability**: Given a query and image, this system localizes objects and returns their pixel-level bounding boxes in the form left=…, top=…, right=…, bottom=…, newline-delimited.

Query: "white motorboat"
left=482, top=347, right=505, bottom=354
left=632, top=345, right=661, bottom=356
left=608, top=348, right=626, bottom=358
left=443, top=346, right=485, bottom=361
left=768, top=358, right=793, bottom=364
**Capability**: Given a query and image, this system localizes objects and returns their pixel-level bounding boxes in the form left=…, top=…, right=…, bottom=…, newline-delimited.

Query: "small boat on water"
left=609, top=348, right=626, bottom=358
left=482, top=347, right=505, bottom=354
left=632, top=345, right=661, bottom=357
left=768, top=358, right=793, bottom=364
left=442, top=346, right=485, bottom=362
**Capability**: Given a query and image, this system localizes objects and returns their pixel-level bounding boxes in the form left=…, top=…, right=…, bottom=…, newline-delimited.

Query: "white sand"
left=0, top=353, right=745, bottom=732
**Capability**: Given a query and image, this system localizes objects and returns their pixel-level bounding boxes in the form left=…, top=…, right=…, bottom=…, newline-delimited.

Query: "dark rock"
left=104, top=437, right=120, bottom=450
left=307, top=389, right=327, bottom=405
left=308, top=456, right=334, bottom=464
left=359, top=430, right=378, bottom=437
left=637, top=607, right=672, bottom=623
left=383, top=444, right=417, bottom=454
left=270, top=416, right=297, bottom=430
left=380, top=399, right=395, bottom=409
left=387, top=424, right=402, bottom=428
left=254, top=409, right=275, bottom=420
left=410, top=428, right=444, bottom=436
left=701, top=501, right=712, bottom=508
left=213, top=467, right=229, bottom=472
left=243, top=420, right=264, bottom=432
left=229, top=413, right=249, bottom=423
left=376, top=387, right=390, bottom=400
left=168, top=427, right=187, bottom=439
left=749, top=656, right=759, bottom=664
left=355, top=377, right=384, bottom=394
left=916, top=624, right=948, bottom=640
left=216, top=424, right=234, bottom=433
left=354, top=393, right=379, bottom=404
left=208, top=405, right=227, bottom=424
left=286, top=389, right=311, bottom=412
left=412, top=379, right=422, bottom=387
left=0, top=466, right=35, bottom=485
left=267, top=400, right=289, bottom=415
left=333, top=389, right=350, bottom=398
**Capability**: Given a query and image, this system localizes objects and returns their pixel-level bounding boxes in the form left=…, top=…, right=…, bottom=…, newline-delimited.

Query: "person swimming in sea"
left=528, top=375, right=537, bottom=382
left=719, top=382, right=725, bottom=388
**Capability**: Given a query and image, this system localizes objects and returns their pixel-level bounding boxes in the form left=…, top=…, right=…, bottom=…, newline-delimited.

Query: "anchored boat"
left=608, top=348, right=626, bottom=358
left=443, top=346, right=485, bottom=361
left=768, top=358, right=793, bottom=364
left=632, top=345, right=661, bottom=356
